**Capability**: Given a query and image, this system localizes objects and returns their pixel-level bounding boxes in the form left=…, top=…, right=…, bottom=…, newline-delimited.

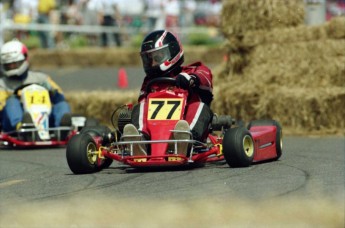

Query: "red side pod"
left=250, top=126, right=278, bottom=162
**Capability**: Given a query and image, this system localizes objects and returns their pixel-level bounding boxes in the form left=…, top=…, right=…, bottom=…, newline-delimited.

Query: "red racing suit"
left=132, top=62, right=214, bottom=141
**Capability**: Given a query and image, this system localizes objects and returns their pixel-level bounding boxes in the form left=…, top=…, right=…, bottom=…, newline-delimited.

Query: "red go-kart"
left=66, top=78, right=282, bottom=174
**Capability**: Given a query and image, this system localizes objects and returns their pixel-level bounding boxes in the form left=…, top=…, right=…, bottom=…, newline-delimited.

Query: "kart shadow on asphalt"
left=103, top=160, right=234, bottom=174
left=0, top=146, right=66, bottom=151
left=121, top=159, right=281, bottom=174
left=101, top=162, right=208, bottom=174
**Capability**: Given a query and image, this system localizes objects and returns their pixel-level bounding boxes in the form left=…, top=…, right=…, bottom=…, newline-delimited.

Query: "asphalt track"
left=0, top=68, right=344, bottom=226
left=0, top=136, right=344, bottom=226
left=42, top=67, right=145, bottom=91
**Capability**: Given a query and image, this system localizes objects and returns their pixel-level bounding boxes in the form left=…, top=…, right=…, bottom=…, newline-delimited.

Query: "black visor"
left=3, top=60, right=24, bottom=71
left=140, top=45, right=171, bottom=68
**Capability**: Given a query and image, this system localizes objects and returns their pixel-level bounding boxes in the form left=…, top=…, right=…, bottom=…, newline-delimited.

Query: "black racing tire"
left=80, top=126, right=112, bottom=137
left=66, top=133, right=102, bottom=174
left=79, top=125, right=114, bottom=167
left=100, top=157, right=114, bottom=169
left=84, top=117, right=100, bottom=127
left=222, top=127, right=255, bottom=167
left=247, top=119, right=282, bottom=160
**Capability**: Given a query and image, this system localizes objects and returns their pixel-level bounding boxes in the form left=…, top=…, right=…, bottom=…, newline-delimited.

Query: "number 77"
left=150, top=100, right=181, bottom=120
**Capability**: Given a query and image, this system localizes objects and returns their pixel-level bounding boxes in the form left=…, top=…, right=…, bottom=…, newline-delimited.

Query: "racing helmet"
left=0, top=39, right=29, bottom=78
left=140, top=30, right=184, bottom=77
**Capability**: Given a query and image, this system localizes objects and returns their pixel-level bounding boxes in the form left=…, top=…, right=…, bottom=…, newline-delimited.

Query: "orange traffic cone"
left=223, top=54, right=229, bottom=62
left=118, top=67, right=128, bottom=89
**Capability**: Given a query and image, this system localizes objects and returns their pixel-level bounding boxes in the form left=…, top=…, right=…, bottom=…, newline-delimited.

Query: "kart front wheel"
left=222, top=127, right=254, bottom=167
left=66, top=133, right=102, bottom=174
left=80, top=125, right=114, bottom=168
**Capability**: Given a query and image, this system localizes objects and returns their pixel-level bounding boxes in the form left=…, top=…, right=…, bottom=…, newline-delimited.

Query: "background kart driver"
left=0, top=39, right=71, bottom=132
left=124, top=30, right=214, bottom=156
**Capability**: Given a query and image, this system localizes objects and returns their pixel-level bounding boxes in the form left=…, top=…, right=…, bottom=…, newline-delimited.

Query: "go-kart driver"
left=0, top=39, right=72, bottom=132
left=124, top=30, right=214, bottom=156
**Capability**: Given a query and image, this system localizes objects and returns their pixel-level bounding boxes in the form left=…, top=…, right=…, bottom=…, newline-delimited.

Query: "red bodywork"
left=99, top=88, right=279, bottom=168
left=250, top=126, right=279, bottom=162
left=101, top=88, right=225, bottom=167
left=0, top=130, right=77, bottom=148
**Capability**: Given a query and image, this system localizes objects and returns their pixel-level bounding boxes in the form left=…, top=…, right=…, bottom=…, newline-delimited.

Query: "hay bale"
left=221, top=0, right=304, bottom=38
left=212, top=85, right=345, bottom=134
left=220, top=17, right=345, bottom=77
left=216, top=2, right=345, bottom=134
left=30, top=47, right=224, bottom=68
left=237, top=17, right=345, bottom=48
left=242, top=40, right=345, bottom=88
left=65, top=91, right=138, bottom=126
left=326, top=16, right=345, bottom=39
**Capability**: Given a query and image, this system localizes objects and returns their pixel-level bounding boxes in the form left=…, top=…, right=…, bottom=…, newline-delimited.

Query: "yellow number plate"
left=148, top=98, right=183, bottom=120
left=24, top=90, right=51, bottom=108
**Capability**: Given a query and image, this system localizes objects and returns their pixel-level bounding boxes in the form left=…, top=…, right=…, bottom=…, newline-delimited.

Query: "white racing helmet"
left=0, top=39, right=29, bottom=78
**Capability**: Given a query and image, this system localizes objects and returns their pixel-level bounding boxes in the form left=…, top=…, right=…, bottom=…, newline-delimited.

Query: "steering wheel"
left=145, top=77, right=176, bottom=94
left=145, top=77, right=193, bottom=98
left=13, top=83, right=35, bottom=96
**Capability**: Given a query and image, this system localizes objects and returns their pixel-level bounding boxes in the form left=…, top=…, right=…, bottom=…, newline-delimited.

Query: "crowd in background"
left=1, top=0, right=344, bottom=49
left=0, top=0, right=222, bottom=49
left=326, top=0, right=345, bottom=19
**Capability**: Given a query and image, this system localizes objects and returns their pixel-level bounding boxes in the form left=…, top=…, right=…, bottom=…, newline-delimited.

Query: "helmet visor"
left=141, top=45, right=171, bottom=68
left=3, top=60, right=25, bottom=71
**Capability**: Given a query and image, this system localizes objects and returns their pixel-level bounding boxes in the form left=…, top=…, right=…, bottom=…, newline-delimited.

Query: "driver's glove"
left=39, top=81, right=52, bottom=91
left=176, top=73, right=197, bottom=90
left=39, top=81, right=58, bottom=96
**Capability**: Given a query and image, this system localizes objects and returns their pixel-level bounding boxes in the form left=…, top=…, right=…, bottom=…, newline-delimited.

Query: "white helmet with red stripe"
left=140, top=30, right=184, bottom=77
left=0, top=39, right=29, bottom=78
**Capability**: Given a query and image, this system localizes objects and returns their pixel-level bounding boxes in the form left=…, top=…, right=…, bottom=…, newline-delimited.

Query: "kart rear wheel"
left=247, top=119, right=282, bottom=160
left=80, top=126, right=112, bottom=137
left=223, top=127, right=254, bottom=167
left=84, top=117, right=100, bottom=127
left=66, top=133, right=102, bottom=174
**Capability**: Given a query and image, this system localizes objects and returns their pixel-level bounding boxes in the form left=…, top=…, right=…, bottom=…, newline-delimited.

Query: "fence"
left=0, top=18, right=222, bottom=48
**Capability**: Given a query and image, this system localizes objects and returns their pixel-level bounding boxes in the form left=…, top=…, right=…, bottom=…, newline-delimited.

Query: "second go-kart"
left=0, top=83, right=98, bottom=148
left=66, top=78, right=282, bottom=174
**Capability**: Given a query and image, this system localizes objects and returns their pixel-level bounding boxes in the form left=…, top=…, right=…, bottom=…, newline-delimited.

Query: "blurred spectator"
left=327, top=0, right=345, bottom=20
left=143, top=0, right=164, bottom=31
left=97, top=0, right=122, bottom=47
left=180, top=0, right=196, bottom=28
left=12, top=0, right=37, bottom=40
left=62, top=0, right=82, bottom=25
left=115, top=0, right=145, bottom=38
left=79, top=0, right=99, bottom=26
left=78, top=0, right=99, bottom=45
left=163, top=0, right=180, bottom=35
left=207, top=0, right=221, bottom=27
left=58, top=0, right=83, bottom=47
left=13, top=0, right=37, bottom=24
left=37, top=0, right=56, bottom=49
left=0, top=2, right=4, bottom=47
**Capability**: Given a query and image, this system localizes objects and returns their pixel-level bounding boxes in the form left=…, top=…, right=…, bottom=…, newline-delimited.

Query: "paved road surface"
left=42, top=67, right=145, bottom=91
left=0, top=136, right=344, bottom=226
left=0, top=67, right=344, bottom=226
left=40, top=65, right=217, bottom=92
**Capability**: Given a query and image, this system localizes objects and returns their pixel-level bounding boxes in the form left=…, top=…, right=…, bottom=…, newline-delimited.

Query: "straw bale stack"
left=30, top=47, right=224, bottom=68
left=31, top=48, right=142, bottom=68
left=215, top=0, right=345, bottom=134
left=212, top=84, right=345, bottom=134
left=65, top=91, right=138, bottom=127
left=221, top=0, right=304, bottom=38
